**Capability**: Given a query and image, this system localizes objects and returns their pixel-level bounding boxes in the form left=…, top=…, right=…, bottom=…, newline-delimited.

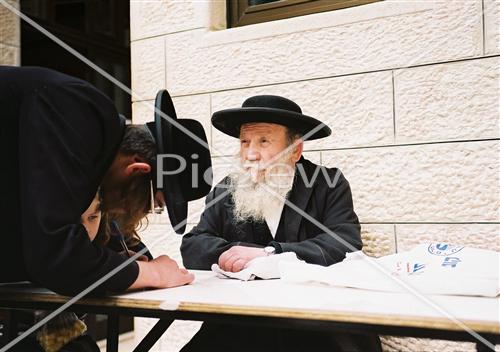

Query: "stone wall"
left=130, top=1, right=500, bottom=351
left=0, top=0, right=20, bottom=65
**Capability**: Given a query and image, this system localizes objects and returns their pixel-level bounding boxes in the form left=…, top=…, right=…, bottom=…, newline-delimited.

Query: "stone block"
left=165, top=2, right=482, bottom=95
left=322, top=141, right=499, bottom=222
left=131, top=37, right=166, bottom=101
left=395, top=58, right=500, bottom=143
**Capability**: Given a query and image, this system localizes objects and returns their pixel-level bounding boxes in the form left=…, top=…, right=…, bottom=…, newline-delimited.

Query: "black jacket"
left=181, top=157, right=362, bottom=269
left=0, top=66, right=138, bottom=295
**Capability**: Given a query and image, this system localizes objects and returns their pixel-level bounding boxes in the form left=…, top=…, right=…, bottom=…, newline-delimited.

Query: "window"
left=21, top=0, right=132, bottom=119
left=228, top=0, right=380, bottom=28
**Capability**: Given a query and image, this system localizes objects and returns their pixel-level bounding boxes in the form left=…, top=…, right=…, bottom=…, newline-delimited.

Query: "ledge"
left=202, top=0, right=434, bottom=48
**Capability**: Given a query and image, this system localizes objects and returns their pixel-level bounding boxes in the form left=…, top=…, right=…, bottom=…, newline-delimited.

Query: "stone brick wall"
left=0, top=0, right=20, bottom=65
left=130, top=1, right=500, bottom=350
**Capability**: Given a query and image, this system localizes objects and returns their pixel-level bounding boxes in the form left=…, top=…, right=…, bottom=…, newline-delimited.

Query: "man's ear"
left=124, top=155, right=151, bottom=176
left=292, top=139, right=303, bottom=162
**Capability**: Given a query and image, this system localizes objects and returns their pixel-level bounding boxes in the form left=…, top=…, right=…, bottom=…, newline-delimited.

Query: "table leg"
left=133, top=319, right=174, bottom=352
left=5, top=310, right=18, bottom=342
left=106, top=313, right=119, bottom=352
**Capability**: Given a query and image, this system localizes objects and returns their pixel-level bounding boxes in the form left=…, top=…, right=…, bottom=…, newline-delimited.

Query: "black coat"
left=181, top=157, right=362, bottom=269
left=0, top=66, right=138, bottom=295
left=180, top=157, right=382, bottom=352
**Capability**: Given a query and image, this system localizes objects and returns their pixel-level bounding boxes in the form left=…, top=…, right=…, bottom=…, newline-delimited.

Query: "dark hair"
left=120, top=125, right=156, bottom=166
left=285, top=127, right=303, bottom=146
left=102, top=125, right=156, bottom=246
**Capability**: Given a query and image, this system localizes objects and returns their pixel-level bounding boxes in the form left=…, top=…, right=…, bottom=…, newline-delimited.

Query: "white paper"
left=211, top=252, right=302, bottom=281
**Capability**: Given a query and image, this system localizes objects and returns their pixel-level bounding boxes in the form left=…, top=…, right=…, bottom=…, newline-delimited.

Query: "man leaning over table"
left=0, top=66, right=212, bottom=296
left=180, top=95, right=382, bottom=352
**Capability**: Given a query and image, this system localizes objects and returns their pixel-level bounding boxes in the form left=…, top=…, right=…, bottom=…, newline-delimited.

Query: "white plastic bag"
left=280, top=243, right=500, bottom=297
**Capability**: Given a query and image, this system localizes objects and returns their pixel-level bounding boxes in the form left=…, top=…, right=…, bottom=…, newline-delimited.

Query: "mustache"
left=242, top=164, right=265, bottom=171
left=241, top=159, right=294, bottom=170
left=241, top=161, right=267, bottom=170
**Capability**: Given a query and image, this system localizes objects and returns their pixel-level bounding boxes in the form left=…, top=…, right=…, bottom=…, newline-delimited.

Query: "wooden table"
left=0, top=271, right=498, bottom=351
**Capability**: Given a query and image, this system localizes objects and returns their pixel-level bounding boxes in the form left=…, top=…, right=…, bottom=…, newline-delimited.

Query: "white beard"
left=229, top=150, right=296, bottom=223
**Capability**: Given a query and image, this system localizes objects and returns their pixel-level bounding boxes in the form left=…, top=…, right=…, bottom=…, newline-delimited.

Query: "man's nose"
left=246, top=148, right=261, bottom=161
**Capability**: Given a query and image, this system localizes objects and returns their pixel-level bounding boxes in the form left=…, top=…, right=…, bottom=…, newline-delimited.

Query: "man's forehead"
left=239, top=122, right=286, bottom=137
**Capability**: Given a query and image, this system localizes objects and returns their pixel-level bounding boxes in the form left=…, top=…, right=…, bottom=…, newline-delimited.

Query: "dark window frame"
left=228, top=0, right=380, bottom=28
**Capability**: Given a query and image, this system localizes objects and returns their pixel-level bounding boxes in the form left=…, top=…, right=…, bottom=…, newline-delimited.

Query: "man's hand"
left=129, top=255, right=194, bottom=290
left=218, top=246, right=266, bottom=272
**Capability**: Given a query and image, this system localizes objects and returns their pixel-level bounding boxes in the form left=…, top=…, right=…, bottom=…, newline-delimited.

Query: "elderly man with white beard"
left=180, top=95, right=382, bottom=352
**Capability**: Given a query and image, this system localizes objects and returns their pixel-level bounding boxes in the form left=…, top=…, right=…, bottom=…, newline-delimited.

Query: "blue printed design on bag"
left=428, top=243, right=464, bottom=256
left=412, top=263, right=426, bottom=274
left=395, top=262, right=426, bottom=275
left=442, top=257, right=461, bottom=268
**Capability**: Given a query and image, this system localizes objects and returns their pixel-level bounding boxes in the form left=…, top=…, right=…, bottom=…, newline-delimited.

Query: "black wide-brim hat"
left=212, top=95, right=331, bottom=140
left=146, top=90, right=212, bottom=234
